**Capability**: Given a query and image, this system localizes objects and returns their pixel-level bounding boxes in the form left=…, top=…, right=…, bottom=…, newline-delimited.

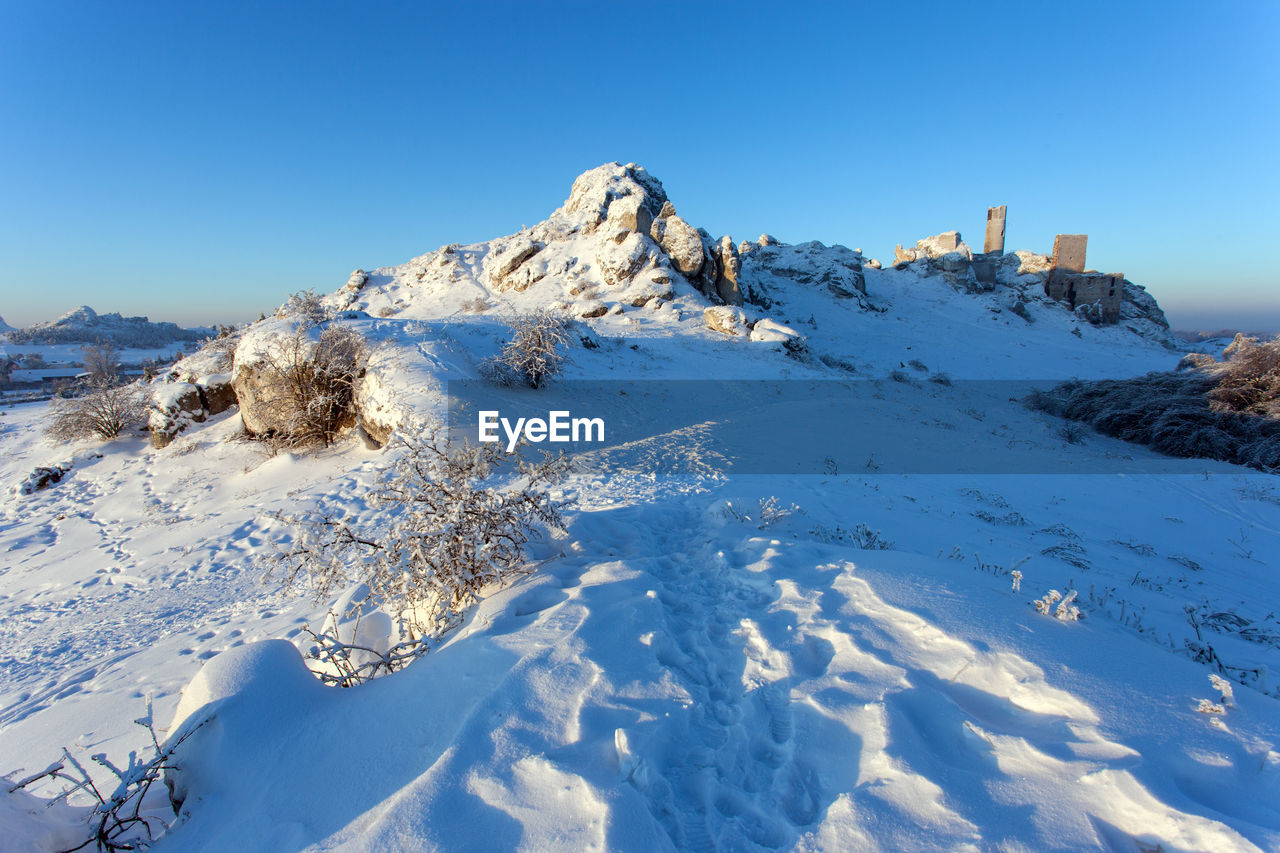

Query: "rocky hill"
left=149, top=162, right=1180, bottom=448
left=5, top=305, right=212, bottom=348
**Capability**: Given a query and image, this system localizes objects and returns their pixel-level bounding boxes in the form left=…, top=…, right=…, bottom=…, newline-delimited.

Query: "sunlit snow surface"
left=2, top=256, right=1279, bottom=851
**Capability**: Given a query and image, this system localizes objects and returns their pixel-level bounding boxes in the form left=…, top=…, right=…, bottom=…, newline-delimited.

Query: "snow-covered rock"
left=595, top=230, right=659, bottom=287
left=650, top=209, right=706, bottom=279
left=560, top=162, right=668, bottom=235
left=742, top=240, right=866, bottom=302
left=484, top=235, right=544, bottom=291
left=704, top=305, right=750, bottom=335
left=748, top=318, right=800, bottom=343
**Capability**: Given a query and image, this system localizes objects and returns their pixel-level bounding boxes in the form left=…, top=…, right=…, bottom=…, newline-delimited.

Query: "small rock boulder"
left=748, top=318, right=800, bottom=343
left=704, top=306, right=749, bottom=336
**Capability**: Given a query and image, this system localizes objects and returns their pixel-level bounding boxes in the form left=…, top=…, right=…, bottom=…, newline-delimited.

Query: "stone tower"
left=983, top=205, right=1006, bottom=255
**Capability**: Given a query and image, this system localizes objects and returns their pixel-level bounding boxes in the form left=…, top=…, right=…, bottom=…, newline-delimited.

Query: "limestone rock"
left=200, top=374, right=237, bottom=416
left=621, top=278, right=675, bottom=307
left=353, top=368, right=398, bottom=446
left=579, top=302, right=609, bottom=319
left=1177, top=352, right=1218, bottom=372
left=148, top=382, right=206, bottom=448
left=595, top=231, right=658, bottom=287
left=714, top=236, right=744, bottom=306
left=1120, top=281, right=1170, bottom=330
left=704, top=306, right=749, bottom=336
left=562, top=162, right=668, bottom=235
left=484, top=235, right=544, bottom=290
left=693, top=232, right=722, bottom=300
left=344, top=269, right=368, bottom=291
left=744, top=241, right=865, bottom=300
left=606, top=194, right=654, bottom=236
left=650, top=213, right=705, bottom=278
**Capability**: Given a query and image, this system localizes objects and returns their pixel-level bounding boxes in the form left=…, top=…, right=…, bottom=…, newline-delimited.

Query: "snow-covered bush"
left=45, top=379, right=148, bottom=441
left=809, top=522, right=895, bottom=550
left=1026, top=370, right=1280, bottom=471
left=250, top=324, right=367, bottom=448
left=269, top=431, right=570, bottom=646
left=486, top=310, right=572, bottom=389
left=1033, top=589, right=1081, bottom=621
left=279, top=289, right=332, bottom=328
left=1209, top=334, right=1280, bottom=416
left=4, top=699, right=209, bottom=851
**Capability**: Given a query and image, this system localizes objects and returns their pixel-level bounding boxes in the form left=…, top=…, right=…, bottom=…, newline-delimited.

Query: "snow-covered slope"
left=3, top=164, right=1278, bottom=853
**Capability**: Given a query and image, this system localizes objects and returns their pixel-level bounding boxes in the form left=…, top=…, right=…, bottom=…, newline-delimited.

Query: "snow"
left=2, top=164, right=1278, bottom=852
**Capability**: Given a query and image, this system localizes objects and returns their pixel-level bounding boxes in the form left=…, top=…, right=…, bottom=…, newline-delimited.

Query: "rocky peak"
left=560, top=162, right=669, bottom=235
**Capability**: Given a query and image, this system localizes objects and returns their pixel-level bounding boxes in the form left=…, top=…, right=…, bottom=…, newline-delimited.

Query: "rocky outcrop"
left=714, top=236, right=744, bottom=306
left=484, top=235, right=544, bottom=291
left=596, top=231, right=659, bottom=287
left=148, top=373, right=239, bottom=448
left=742, top=241, right=865, bottom=300
left=562, top=162, right=668, bottom=235
left=201, top=375, right=237, bottom=415
left=649, top=209, right=705, bottom=279
left=1120, top=281, right=1169, bottom=330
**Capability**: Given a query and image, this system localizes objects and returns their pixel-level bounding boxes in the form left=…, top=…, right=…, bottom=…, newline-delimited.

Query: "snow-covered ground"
left=2, top=164, right=1278, bottom=851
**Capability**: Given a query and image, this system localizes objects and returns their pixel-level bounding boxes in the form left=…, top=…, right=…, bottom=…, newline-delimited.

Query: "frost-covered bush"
left=486, top=310, right=572, bottom=389
left=269, top=431, right=570, bottom=644
left=251, top=325, right=367, bottom=448
left=1026, top=369, right=1280, bottom=471
left=45, top=379, right=148, bottom=441
left=1209, top=335, right=1280, bottom=416
left=1033, top=589, right=1081, bottom=621
left=279, top=289, right=332, bottom=328
left=4, top=698, right=209, bottom=851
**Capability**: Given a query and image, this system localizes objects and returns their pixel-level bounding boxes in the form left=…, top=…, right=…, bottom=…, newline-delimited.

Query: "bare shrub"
left=487, top=310, right=572, bottom=389
left=46, top=379, right=148, bottom=441
left=269, top=430, right=570, bottom=647
left=82, top=343, right=121, bottom=383
left=5, top=699, right=209, bottom=851
left=1057, top=422, right=1088, bottom=445
left=252, top=325, right=367, bottom=448
left=1209, top=335, right=1280, bottom=416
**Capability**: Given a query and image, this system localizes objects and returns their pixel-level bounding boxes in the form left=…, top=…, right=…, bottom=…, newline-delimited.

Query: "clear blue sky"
left=2, top=0, right=1277, bottom=332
